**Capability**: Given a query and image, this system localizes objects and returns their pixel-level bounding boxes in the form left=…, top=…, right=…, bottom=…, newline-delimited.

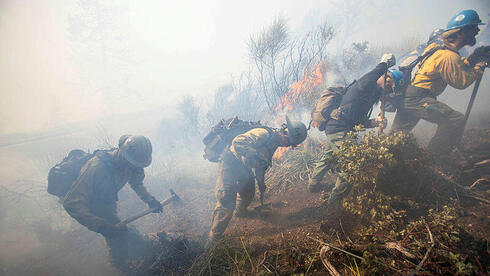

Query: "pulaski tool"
left=116, top=189, right=183, bottom=227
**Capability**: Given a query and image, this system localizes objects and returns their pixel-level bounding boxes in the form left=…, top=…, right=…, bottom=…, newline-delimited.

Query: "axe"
left=116, top=189, right=183, bottom=227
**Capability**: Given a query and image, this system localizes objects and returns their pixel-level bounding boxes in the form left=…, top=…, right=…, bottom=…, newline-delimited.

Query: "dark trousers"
left=392, top=85, right=464, bottom=154
left=209, top=150, right=255, bottom=240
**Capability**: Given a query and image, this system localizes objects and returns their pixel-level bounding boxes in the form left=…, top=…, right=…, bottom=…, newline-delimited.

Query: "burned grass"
left=130, top=232, right=203, bottom=275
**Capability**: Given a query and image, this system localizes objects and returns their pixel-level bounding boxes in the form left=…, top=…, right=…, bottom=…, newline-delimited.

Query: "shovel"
left=116, top=189, right=183, bottom=227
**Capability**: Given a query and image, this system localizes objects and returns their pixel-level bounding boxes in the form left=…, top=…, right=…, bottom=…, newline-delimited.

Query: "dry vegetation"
left=142, top=127, right=489, bottom=275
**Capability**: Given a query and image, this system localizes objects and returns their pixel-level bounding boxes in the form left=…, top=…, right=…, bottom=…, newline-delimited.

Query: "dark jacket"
left=325, top=62, right=388, bottom=134
left=62, top=150, right=156, bottom=234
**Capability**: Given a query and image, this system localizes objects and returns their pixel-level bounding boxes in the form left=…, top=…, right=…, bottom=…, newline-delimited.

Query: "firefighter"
left=398, top=28, right=445, bottom=67
left=308, top=54, right=403, bottom=207
left=392, top=9, right=489, bottom=155
left=208, top=117, right=307, bottom=241
left=62, top=135, right=162, bottom=269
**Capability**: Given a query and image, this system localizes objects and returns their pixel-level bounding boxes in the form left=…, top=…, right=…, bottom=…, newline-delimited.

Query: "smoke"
left=0, top=0, right=489, bottom=274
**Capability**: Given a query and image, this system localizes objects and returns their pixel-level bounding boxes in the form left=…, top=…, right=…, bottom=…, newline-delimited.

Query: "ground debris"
left=130, top=127, right=489, bottom=275
left=130, top=232, right=203, bottom=275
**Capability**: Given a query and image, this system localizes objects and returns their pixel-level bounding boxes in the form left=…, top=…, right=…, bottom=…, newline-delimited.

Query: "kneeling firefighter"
left=208, top=117, right=307, bottom=241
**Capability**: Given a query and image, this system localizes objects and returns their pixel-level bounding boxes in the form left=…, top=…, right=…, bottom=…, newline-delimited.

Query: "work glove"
left=380, top=53, right=396, bottom=68
left=244, top=148, right=259, bottom=160
left=475, top=61, right=489, bottom=68
left=148, top=199, right=163, bottom=213
left=467, top=46, right=490, bottom=66
left=369, top=116, right=387, bottom=129
left=376, top=116, right=388, bottom=129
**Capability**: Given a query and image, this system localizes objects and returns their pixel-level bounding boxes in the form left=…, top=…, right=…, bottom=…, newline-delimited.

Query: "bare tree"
left=249, top=17, right=334, bottom=112
left=249, top=17, right=289, bottom=110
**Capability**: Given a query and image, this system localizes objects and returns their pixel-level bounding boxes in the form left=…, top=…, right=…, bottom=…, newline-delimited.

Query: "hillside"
left=133, top=127, right=489, bottom=275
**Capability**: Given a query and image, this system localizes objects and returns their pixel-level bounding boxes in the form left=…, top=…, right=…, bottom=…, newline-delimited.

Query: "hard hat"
left=427, top=28, right=444, bottom=44
left=286, top=116, right=307, bottom=147
left=118, top=135, right=152, bottom=168
left=446, top=10, right=485, bottom=31
left=389, top=69, right=404, bottom=87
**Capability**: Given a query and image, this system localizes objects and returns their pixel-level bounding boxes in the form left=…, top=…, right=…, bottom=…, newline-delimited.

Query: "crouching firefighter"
left=392, top=9, right=488, bottom=155
left=308, top=53, right=404, bottom=207
left=61, top=135, right=163, bottom=269
left=208, top=117, right=307, bottom=241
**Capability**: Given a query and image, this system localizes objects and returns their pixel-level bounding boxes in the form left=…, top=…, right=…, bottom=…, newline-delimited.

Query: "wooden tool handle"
left=116, top=196, right=174, bottom=227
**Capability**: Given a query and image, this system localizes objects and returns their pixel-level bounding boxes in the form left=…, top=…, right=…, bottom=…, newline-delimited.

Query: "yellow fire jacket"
left=229, top=128, right=279, bottom=169
left=412, top=42, right=484, bottom=97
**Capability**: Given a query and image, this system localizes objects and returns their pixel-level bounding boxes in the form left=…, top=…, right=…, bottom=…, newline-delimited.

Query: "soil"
left=218, top=127, right=489, bottom=275
left=143, top=127, right=490, bottom=275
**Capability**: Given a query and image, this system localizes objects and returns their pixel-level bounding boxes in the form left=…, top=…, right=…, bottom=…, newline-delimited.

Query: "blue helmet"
left=389, top=69, right=404, bottom=87
left=446, top=10, right=485, bottom=31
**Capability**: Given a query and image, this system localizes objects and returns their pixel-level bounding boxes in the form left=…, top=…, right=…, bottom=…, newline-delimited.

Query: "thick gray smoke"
left=0, top=0, right=488, bottom=274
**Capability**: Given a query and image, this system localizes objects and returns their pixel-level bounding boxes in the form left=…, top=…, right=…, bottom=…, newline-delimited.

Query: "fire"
left=273, top=61, right=326, bottom=114
left=270, top=62, right=326, bottom=160
left=273, top=146, right=290, bottom=160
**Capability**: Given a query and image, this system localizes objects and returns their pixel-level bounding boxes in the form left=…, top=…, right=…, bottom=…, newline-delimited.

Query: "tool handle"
left=116, top=196, right=174, bottom=227
left=377, top=71, right=389, bottom=136
left=458, top=71, right=484, bottom=142
left=377, top=98, right=386, bottom=136
left=463, top=73, right=483, bottom=126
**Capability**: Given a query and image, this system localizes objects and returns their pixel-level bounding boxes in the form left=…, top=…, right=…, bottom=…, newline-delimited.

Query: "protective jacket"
left=208, top=128, right=280, bottom=240
left=412, top=42, right=484, bottom=96
left=325, top=62, right=388, bottom=134
left=62, top=149, right=157, bottom=234
left=229, top=128, right=279, bottom=169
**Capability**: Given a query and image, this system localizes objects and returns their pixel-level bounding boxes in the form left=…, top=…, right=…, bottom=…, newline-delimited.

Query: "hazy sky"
left=0, top=0, right=488, bottom=134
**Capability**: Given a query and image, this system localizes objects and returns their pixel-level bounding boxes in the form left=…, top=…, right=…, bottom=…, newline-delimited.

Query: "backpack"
left=310, top=81, right=356, bottom=131
left=202, top=117, right=265, bottom=162
left=386, top=45, right=450, bottom=112
left=47, top=149, right=94, bottom=199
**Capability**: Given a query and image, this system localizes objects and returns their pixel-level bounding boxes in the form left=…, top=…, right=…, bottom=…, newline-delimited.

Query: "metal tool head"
left=169, top=189, right=183, bottom=207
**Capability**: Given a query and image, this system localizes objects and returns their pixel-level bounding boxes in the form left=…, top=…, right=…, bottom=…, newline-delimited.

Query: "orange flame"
left=270, top=62, right=326, bottom=160
left=273, top=146, right=290, bottom=160
left=274, top=61, right=326, bottom=114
